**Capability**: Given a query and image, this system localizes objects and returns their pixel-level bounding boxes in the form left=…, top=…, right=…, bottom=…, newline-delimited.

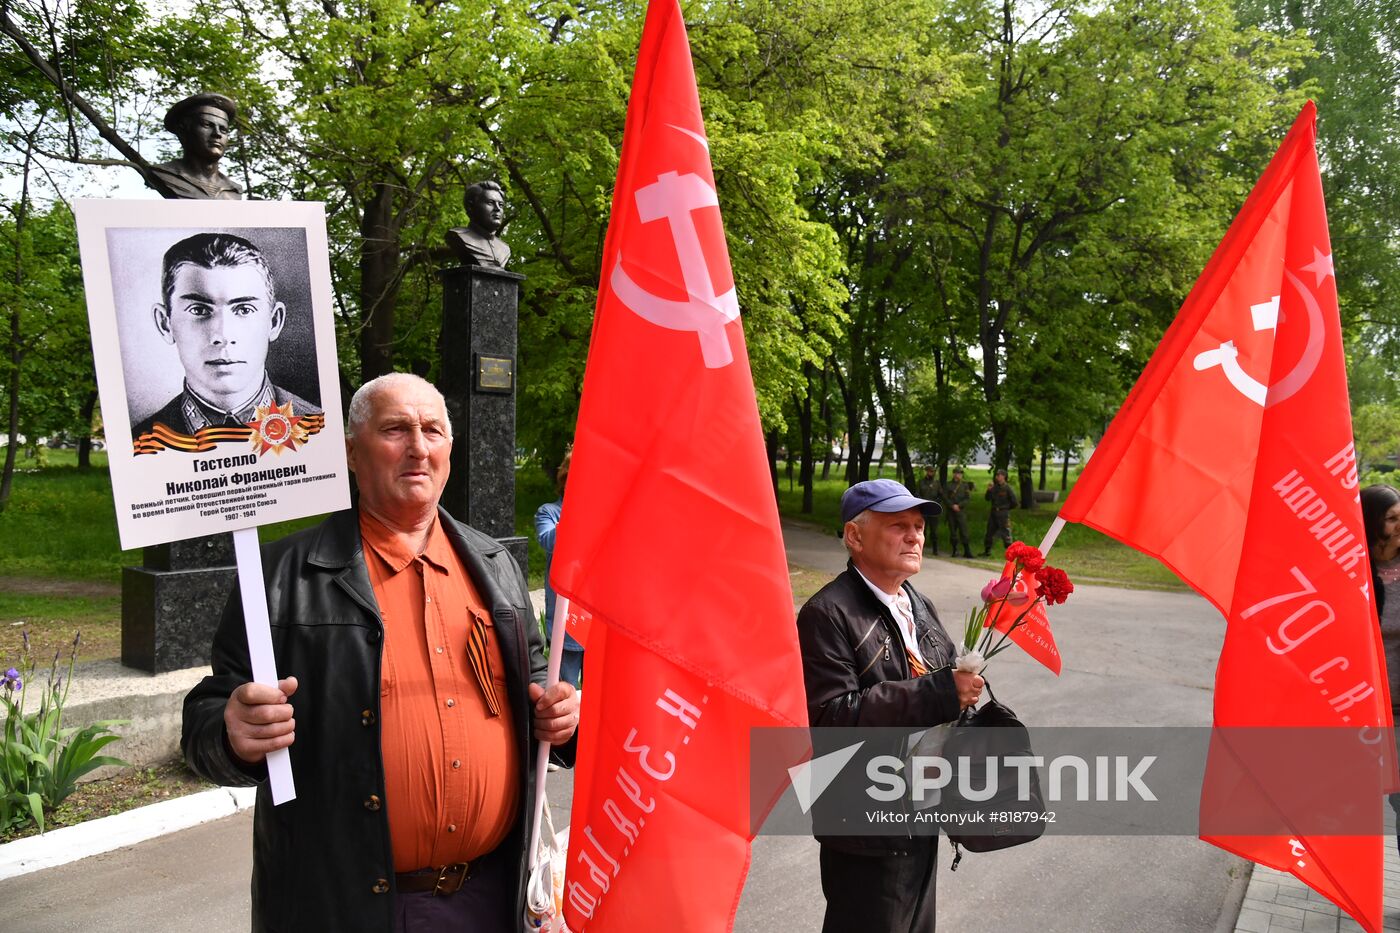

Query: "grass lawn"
left=0, top=450, right=1185, bottom=668
left=776, top=462, right=1188, bottom=592
left=0, top=450, right=561, bottom=666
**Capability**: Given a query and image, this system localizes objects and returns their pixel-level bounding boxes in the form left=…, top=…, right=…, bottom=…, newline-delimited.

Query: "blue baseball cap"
left=840, top=478, right=942, bottom=524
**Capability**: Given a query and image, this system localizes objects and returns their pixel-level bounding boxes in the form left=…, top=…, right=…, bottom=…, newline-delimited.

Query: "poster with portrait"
left=74, top=199, right=350, bottom=550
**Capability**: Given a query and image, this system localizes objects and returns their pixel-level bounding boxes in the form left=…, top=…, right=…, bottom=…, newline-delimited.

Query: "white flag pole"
left=1037, top=516, right=1068, bottom=561
left=528, top=593, right=570, bottom=863
left=231, top=527, right=296, bottom=804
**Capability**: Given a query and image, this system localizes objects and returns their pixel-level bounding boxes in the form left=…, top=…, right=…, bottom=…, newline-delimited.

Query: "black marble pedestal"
left=439, top=264, right=529, bottom=576
left=122, top=535, right=236, bottom=673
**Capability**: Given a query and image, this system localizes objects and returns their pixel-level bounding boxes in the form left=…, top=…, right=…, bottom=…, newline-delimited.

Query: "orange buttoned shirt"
left=360, top=512, right=520, bottom=872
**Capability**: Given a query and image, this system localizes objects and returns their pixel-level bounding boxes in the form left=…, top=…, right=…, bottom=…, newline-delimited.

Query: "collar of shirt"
left=359, top=508, right=453, bottom=576
left=181, top=374, right=275, bottom=430
left=852, top=565, right=926, bottom=664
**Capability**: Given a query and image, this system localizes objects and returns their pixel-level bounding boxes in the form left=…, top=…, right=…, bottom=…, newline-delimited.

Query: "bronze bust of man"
left=445, top=180, right=511, bottom=268
left=149, top=93, right=243, bottom=201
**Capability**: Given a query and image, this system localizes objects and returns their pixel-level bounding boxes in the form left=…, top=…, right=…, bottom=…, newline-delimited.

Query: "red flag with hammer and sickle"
left=549, top=0, right=808, bottom=929
left=1058, top=103, right=1394, bottom=931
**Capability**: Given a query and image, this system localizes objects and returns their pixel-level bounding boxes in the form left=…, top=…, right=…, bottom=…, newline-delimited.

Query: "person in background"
left=916, top=466, right=942, bottom=557
left=941, top=467, right=974, bottom=558
left=535, top=450, right=583, bottom=688
left=982, top=468, right=1018, bottom=556
left=1362, top=483, right=1400, bottom=856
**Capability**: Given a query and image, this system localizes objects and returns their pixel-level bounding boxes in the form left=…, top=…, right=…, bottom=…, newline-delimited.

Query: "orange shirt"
left=361, top=511, right=520, bottom=871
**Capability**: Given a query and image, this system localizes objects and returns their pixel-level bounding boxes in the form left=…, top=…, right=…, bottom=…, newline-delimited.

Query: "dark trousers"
left=924, top=516, right=940, bottom=554
left=393, top=846, right=513, bottom=933
left=984, top=509, right=1012, bottom=553
left=946, top=511, right=971, bottom=556
left=818, top=839, right=938, bottom=933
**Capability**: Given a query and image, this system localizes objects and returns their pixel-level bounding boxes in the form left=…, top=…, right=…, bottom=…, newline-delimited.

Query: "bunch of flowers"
left=958, top=541, right=1074, bottom=673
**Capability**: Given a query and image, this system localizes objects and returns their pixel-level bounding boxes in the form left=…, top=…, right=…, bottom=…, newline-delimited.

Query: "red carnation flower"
left=1005, top=541, right=1045, bottom=573
left=1034, top=566, right=1074, bottom=605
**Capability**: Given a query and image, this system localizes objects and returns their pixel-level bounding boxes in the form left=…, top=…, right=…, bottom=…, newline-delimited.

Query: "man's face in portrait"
left=154, top=261, right=285, bottom=407
left=467, top=187, right=505, bottom=235
left=178, top=105, right=231, bottom=163
left=346, top=381, right=453, bottom=520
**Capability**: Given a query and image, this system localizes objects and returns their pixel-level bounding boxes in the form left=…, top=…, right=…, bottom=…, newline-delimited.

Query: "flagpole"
left=1037, top=516, right=1067, bottom=560
left=528, top=594, right=570, bottom=865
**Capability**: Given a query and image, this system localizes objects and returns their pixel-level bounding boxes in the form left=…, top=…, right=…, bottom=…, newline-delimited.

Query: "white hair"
left=346, top=373, right=453, bottom=439
left=841, top=510, right=871, bottom=554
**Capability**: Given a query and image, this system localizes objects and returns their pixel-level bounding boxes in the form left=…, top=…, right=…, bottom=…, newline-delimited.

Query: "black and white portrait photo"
left=75, top=199, right=349, bottom=550
left=106, top=226, right=323, bottom=453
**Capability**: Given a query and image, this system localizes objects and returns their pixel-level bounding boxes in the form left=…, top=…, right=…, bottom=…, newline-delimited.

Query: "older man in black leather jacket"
left=797, top=478, right=983, bottom=933
left=182, top=374, right=578, bottom=933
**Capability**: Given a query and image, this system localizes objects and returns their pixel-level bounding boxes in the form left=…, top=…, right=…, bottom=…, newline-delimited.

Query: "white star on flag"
left=1301, top=246, right=1334, bottom=286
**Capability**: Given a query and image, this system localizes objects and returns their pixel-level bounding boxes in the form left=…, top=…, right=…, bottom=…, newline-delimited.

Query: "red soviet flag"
left=1059, top=103, right=1393, bottom=931
left=549, top=0, right=808, bottom=929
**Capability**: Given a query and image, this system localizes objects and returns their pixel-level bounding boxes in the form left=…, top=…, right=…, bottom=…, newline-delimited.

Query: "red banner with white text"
left=549, top=1, right=808, bottom=929
left=1059, top=102, right=1394, bottom=931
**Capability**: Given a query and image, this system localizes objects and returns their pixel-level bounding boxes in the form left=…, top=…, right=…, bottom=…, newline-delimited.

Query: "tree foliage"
left=3, top=0, right=1396, bottom=505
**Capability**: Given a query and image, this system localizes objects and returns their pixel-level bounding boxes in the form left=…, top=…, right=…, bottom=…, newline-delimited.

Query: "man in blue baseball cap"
left=796, top=478, right=984, bottom=932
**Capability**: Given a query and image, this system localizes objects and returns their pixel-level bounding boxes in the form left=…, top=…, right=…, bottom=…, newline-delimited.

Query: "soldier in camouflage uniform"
left=983, top=468, right=1019, bottom=556
left=942, top=467, right=974, bottom=558
left=916, top=466, right=942, bottom=556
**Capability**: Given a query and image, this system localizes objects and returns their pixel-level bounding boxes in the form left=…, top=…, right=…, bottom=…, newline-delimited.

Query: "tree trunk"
left=860, top=413, right=878, bottom=482
left=834, top=364, right=861, bottom=487
left=818, top=366, right=834, bottom=481
left=76, top=387, right=97, bottom=471
left=798, top=365, right=816, bottom=514
left=1017, top=459, right=1034, bottom=511
left=1, top=339, right=20, bottom=512
left=765, top=428, right=781, bottom=505
left=871, top=361, right=915, bottom=489
left=1061, top=447, right=1071, bottom=490
left=1038, top=436, right=1049, bottom=490
left=358, top=181, right=402, bottom=381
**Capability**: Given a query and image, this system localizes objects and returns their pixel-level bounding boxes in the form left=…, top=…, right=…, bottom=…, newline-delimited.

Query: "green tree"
left=1235, top=0, right=1400, bottom=362
left=899, top=0, right=1309, bottom=474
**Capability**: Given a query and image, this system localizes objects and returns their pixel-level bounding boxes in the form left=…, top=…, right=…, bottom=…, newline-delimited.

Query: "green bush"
left=1, top=632, right=127, bottom=833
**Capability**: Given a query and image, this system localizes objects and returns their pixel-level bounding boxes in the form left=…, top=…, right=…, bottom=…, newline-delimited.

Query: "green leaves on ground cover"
left=1, top=634, right=127, bottom=834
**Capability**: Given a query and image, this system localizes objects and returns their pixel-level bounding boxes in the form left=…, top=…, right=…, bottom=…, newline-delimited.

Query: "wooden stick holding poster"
left=74, top=199, right=351, bottom=806
left=232, top=527, right=296, bottom=802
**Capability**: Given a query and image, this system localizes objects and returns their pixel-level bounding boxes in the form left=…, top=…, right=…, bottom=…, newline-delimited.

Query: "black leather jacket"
left=796, top=564, right=963, bottom=854
left=182, top=507, right=552, bottom=933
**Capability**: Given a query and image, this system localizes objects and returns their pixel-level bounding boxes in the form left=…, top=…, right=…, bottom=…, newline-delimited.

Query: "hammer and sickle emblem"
left=1191, top=269, right=1324, bottom=408
left=611, top=169, right=740, bottom=369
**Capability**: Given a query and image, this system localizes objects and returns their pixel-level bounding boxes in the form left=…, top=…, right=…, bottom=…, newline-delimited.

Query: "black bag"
left=939, top=682, right=1045, bottom=868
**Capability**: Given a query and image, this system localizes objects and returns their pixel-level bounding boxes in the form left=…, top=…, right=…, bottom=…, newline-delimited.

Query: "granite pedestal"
left=122, top=535, right=236, bottom=674
left=439, top=264, right=528, bottom=575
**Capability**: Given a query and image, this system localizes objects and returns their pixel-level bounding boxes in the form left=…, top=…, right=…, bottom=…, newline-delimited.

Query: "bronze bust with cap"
left=445, top=180, right=511, bottom=268
left=149, top=93, right=243, bottom=200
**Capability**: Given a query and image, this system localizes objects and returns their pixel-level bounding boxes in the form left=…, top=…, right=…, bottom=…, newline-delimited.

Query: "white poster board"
left=76, top=199, right=352, bottom=802
left=74, top=199, right=349, bottom=550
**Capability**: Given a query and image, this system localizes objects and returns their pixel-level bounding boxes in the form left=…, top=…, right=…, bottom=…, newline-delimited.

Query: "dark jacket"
left=985, top=481, right=1018, bottom=511
left=182, top=507, right=554, bottom=933
left=796, top=564, right=963, bottom=854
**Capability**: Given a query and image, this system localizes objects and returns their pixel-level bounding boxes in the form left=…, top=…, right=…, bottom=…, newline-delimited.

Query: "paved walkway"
left=4, top=518, right=1398, bottom=930
left=1234, top=835, right=1400, bottom=932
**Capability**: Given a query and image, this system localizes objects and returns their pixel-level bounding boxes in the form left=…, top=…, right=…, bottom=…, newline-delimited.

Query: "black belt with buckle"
left=395, top=861, right=472, bottom=896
